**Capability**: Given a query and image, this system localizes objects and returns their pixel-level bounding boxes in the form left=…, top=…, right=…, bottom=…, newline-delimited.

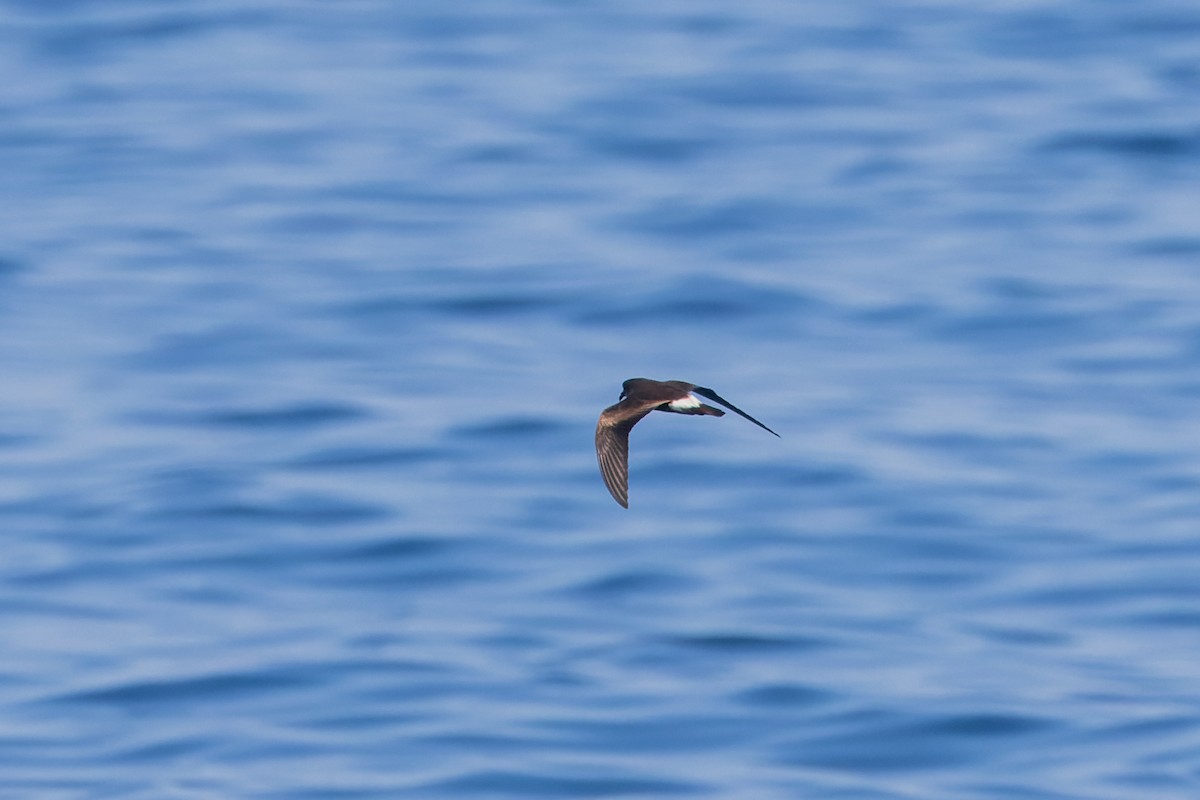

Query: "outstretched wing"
left=595, top=405, right=653, bottom=508
left=692, top=386, right=780, bottom=437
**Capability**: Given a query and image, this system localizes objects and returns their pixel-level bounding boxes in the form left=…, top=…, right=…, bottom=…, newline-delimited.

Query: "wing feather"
left=595, top=403, right=654, bottom=508
left=692, top=386, right=780, bottom=437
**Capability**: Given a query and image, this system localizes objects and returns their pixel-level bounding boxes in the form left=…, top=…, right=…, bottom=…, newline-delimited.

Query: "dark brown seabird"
left=595, top=378, right=780, bottom=508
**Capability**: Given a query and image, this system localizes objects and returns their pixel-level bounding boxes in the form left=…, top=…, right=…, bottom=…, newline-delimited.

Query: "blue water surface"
left=2, top=1, right=1200, bottom=798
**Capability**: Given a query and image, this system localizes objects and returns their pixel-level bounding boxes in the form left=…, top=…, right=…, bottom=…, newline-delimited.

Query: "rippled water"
left=3, top=1, right=1200, bottom=798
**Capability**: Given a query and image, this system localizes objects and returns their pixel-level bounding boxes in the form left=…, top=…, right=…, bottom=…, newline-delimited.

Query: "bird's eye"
left=619, top=392, right=626, bottom=400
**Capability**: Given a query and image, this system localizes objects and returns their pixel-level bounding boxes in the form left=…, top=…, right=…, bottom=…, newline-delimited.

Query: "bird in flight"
left=595, top=378, right=779, bottom=508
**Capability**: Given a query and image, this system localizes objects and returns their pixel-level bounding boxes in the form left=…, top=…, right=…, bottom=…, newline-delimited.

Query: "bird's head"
left=619, top=377, right=646, bottom=401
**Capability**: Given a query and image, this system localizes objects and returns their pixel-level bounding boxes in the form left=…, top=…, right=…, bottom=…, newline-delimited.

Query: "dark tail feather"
left=693, top=387, right=780, bottom=437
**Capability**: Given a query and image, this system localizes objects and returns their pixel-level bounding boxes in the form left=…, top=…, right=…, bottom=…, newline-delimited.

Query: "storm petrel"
left=595, top=378, right=780, bottom=508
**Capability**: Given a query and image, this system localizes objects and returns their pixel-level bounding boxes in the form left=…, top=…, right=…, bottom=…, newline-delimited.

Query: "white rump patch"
left=668, top=394, right=702, bottom=410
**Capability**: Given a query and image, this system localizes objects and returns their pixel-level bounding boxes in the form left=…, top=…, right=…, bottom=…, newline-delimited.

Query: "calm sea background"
left=2, top=2, right=1200, bottom=798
